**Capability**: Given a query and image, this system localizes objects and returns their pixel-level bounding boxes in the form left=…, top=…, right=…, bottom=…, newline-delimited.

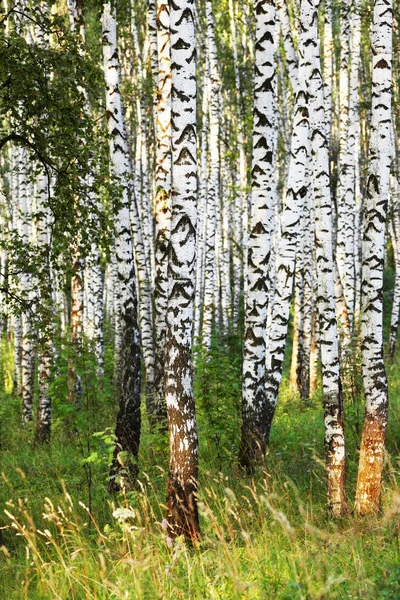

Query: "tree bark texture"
left=355, top=0, right=392, bottom=515
left=102, top=3, right=142, bottom=491
left=165, top=0, right=200, bottom=542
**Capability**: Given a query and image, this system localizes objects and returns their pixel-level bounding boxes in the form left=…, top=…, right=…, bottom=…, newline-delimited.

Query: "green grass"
left=0, top=335, right=399, bottom=599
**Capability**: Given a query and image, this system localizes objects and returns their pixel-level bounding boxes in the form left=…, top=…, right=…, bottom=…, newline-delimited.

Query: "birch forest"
left=1, top=0, right=400, bottom=597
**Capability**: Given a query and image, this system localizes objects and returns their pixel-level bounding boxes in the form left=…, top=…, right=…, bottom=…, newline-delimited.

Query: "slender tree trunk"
left=309, top=305, right=319, bottom=396
left=68, top=251, right=84, bottom=407
left=102, top=3, right=142, bottom=491
left=355, top=0, right=392, bottom=515
left=193, top=66, right=209, bottom=350
left=220, top=139, right=233, bottom=330
left=309, top=0, right=347, bottom=516
left=13, top=314, right=22, bottom=396
left=349, top=0, right=362, bottom=321
left=152, top=0, right=172, bottom=427
left=18, top=147, right=34, bottom=423
left=336, top=0, right=355, bottom=337
left=35, top=169, right=53, bottom=444
left=290, top=241, right=305, bottom=393
left=296, top=194, right=313, bottom=401
left=276, top=0, right=298, bottom=90
left=323, top=0, right=333, bottom=143
left=202, top=0, right=219, bottom=351
left=388, top=177, right=400, bottom=360
left=229, top=0, right=247, bottom=328
left=165, top=0, right=200, bottom=542
left=21, top=313, right=34, bottom=423
left=240, top=0, right=276, bottom=470
left=85, top=239, right=104, bottom=373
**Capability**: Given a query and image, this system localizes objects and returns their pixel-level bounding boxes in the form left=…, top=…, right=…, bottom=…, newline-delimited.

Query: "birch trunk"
left=10, top=149, right=22, bottom=396
left=349, top=0, right=362, bottom=321
left=388, top=177, right=400, bottom=360
left=84, top=235, right=104, bottom=373
left=220, top=139, right=233, bottom=330
left=229, top=0, right=247, bottom=328
left=152, top=0, right=172, bottom=427
left=35, top=169, right=53, bottom=443
left=102, top=3, right=142, bottom=490
left=298, top=194, right=313, bottom=400
left=202, top=0, right=219, bottom=351
left=240, top=0, right=276, bottom=469
left=165, top=0, right=199, bottom=542
left=68, top=251, right=83, bottom=407
left=355, top=0, right=392, bottom=515
left=18, top=147, right=34, bottom=423
left=336, top=0, right=355, bottom=336
left=193, top=67, right=209, bottom=349
left=309, top=0, right=347, bottom=516
left=276, top=0, right=298, bottom=90
left=309, top=288, right=319, bottom=396
left=323, top=0, right=333, bottom=142
left=290, top=240, right=304, bottom=393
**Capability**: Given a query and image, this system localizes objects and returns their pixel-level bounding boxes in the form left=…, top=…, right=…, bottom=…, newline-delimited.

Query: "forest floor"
left=0, top=330, right=400, bottom=599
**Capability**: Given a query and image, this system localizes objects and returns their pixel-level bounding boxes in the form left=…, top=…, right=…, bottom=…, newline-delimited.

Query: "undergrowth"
left=0, top=331, right=399, bottom=599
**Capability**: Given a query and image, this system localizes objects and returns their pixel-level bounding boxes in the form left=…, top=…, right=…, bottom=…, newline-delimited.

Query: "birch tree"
left=229, top=0, right=248, bottom=327
left=355, top=0, right=392, bottom=515
left=164, top=0, right=199, bottom=541
left=202, top=0, right=219, bottom=350
left=152, top=0, right=172, bottom=427
left=102, top=2, right=142, bottom=490
left=308, top=0, right=347, bottom=516
left=34, top=168, right=53, bottom=444
left=240, top=0, right=276, bottom=470
left=336, top=0, right=355, bottom=337
left=18, top=148, right=35, bottom=423
left=388, top=175, right=400, bottom=360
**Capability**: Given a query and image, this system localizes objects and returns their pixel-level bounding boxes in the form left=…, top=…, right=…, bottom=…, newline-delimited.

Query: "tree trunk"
left=202, top=0, right=220, bottom=351
left=336, top=0, right=355, bottom=337
left=152, top=0, right=172, bottom=427
left=165, top=0, right=200, bottom=542
left=309, top=0, right=348, bottom=517
left=102, top=2, right=142, bottom=491
left=355, top=0, right=392, bottom=515
left=276, top=0, right=298, bottom=91
left=68, top=252, right=84, bottom=408
left=35, top=168, right=53, bottom=444
left=240, top=0, right=276, bottom=470
left=229, top=0, right=247, bottom=329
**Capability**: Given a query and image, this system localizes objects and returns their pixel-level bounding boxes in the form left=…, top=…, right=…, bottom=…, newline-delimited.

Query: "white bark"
left=349, top=0, right=362, bottom=321
left=17, top=147, right=34, bottom=423
left=276, top=0, right=298, bottom=90
left=355, top=0, right=392, bottom=515
left=165, top=0, right=199, bottom=541
left=35, top=167, right=53, bottom=443
left=323, top=0, right=333, bottom=142
left=309, top=0, right=347, bottom=516
left=229, top=0, right=248, bottom=327
left=336, top=0, right=355, bottom=335
left=102, top=3, right=142, bottom=489
left=389, top=176, right=400, bottom=360
left=240, top=0, right=276, bottom=469
left=152, top=0, right=172, bottom=426
left=202, top=0, right=219, bottom=351
left=193, top=66, right=209, bottom=349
